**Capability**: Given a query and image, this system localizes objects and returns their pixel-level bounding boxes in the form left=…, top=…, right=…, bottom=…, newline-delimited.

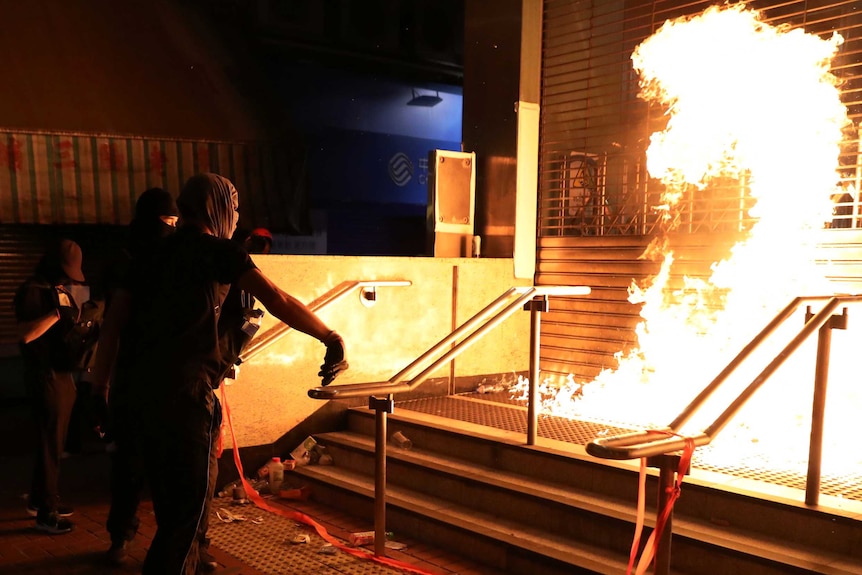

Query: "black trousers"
left=138, top=384, right=221, bottom=575
left=27, top=369, right=76, bottom=518
left=106, top=401, right=145, bottom=544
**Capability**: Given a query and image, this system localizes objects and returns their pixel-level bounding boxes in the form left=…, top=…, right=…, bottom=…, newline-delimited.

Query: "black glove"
left=56, top=304, right=78, bottom=326
left=318, top=331, right=348, bottom=386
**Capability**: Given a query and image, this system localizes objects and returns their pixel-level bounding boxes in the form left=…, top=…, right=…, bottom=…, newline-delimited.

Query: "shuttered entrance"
left=536, top=0, right=862, bottom=383
left=0, top=130, right=307, bottom=231
left=0, top=130, right=311, bottom=349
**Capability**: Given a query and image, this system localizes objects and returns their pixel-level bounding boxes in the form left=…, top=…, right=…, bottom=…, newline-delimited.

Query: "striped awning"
left=0, top=130, right=307, bottom=232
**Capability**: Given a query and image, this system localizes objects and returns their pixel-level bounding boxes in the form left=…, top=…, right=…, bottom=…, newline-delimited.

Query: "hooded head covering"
left=129, top=188, right=178, bottom=253
left=177, top=173, right=239, bottom=240
left=135, top=187, right=178, bottom=222
left=35, top=238, right=85, bottom=284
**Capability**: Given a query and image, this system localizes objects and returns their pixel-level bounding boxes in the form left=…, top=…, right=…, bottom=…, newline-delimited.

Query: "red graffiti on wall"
left=0, top=137, right=22, bottom=170
left=99, top=142, right=125, bottom=171
left=149, top=145, right=167, bottom=174
left=53, top=140, right=77, bottom=169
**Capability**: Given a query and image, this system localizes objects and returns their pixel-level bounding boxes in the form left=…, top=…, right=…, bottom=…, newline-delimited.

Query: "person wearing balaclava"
left=102, top=188, right=178, bottom=311
left=101, top=187, right=178, bottom=565
left=14, top=238, right=87, bottom=535
left=92, top=173, right=348, bottom=575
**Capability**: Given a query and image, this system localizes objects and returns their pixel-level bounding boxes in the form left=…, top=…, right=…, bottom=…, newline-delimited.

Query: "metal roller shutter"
left=536, top=0, right=862, bottom=382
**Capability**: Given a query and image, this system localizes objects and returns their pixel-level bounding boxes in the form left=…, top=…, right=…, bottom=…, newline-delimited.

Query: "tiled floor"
left=0, top=440, right=500, bottom=575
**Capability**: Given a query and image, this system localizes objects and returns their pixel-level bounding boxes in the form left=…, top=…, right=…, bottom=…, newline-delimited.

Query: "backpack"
left=63, top=297, right=104, bottom=372
left=215, top=287, right=263, bottom=387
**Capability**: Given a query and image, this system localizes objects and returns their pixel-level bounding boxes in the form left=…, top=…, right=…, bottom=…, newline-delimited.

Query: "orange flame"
left=517, top=5, right=858, bottom=479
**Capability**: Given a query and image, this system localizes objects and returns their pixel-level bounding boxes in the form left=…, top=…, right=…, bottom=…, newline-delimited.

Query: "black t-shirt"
left=13, top=279, right=79, bottom=373
left=125, top=227, right=256, bottom=396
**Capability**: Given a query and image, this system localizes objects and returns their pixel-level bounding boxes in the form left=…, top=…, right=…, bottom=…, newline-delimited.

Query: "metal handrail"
left=307, top=284, right=591, bottom=557
left=586, top=294, right=860, bottom=575
left=308, top=285, right=591, bottom=400
left=586, top=295, right=862, bottom=461
left=240, top=280, right=411, bottom=362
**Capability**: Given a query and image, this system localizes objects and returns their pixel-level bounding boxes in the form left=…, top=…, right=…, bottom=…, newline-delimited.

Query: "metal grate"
left=207, top=506, right=411, bottom=575
left=395, top=392, right=862, bottom=503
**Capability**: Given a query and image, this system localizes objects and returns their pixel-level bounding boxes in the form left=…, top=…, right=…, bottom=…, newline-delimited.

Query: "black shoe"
left=199, top=548, right=218, bottom=572
left=35, top=514, right=74, bottom=534
left=106, top=541, right=128, bottom=565
left=27, top=502, right=74, bottom=518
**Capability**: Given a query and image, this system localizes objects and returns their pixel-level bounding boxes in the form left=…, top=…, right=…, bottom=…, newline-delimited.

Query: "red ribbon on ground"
left=219, top=384, right=437, bottom=575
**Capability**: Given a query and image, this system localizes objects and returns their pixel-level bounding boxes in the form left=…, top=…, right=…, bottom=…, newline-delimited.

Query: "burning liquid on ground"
left=514, top=5, right=860, bottom=485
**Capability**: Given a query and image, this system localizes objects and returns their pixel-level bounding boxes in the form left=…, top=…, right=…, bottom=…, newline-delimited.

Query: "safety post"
left=645, top=452, right=691, bottom=575
left=524, top=294, right=549, bottom=446
left=369, top=394, right=394, bottom=556
left=804, top=306, right=847, bottom=506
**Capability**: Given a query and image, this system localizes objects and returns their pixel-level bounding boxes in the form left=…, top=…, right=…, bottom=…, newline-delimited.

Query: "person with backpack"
left=14, top=238, right=96, bottom=534
left=93, top=173, right=348, bottom=575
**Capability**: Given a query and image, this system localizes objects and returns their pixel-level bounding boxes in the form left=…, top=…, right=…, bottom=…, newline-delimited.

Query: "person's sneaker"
left=106, top=541, right=128, bottom=565
left=199, top=548, right=218, bottom=572
left=35, top=515, right=74, bottom=534
left=27, top=502, right=74, bottom=518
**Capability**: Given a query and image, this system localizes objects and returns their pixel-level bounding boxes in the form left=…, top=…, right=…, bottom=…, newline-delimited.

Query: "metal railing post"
left=805, top=308, right=848, bottom=505
left=525, top=295, right=548, bottom=446
left=369, top=395, right=394, bottom=557
left=653, top=457, right=676, bottom=575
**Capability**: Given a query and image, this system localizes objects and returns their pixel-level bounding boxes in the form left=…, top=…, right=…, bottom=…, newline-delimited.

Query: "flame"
left=516, top=5, right=859, bottom=480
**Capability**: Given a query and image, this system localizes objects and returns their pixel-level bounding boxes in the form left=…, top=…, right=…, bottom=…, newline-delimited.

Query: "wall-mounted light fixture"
left=407, top=89, right=443, bottom=107
left=359, top=280, right=412, bottom=308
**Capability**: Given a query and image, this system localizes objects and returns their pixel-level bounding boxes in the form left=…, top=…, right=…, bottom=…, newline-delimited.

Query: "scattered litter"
left=290, top=436, right=319, bottom=466
left=318, top=543, right=338, bottom=555
left=390, top=431, right=412, bottom=449
left=349, top=531, right=375, bottom=546
left=318, top=453, right=334, bottom=465
left=475, top=383, right=505, bottom=394
left=349, top=530, right=395, bottom=546
left=250, top=517, right=264, bottom=525
left=385, top=540, right=407, bottom=550
left=217, top=509, right=247, bottom=523
left=277, top=485, right=312, bottom=501
left=290, top=534, right=310, bottom=544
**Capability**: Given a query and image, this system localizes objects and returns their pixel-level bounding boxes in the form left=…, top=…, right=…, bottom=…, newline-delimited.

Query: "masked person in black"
left=14, top=238, right=88, bottom=534
left=102, top=188, right=178, bottom=565
left=93, top=173, right=348, bottom=575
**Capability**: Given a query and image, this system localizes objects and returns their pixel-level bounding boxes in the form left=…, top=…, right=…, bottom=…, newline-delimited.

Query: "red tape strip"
left=219, top=385, right=438, bottom=575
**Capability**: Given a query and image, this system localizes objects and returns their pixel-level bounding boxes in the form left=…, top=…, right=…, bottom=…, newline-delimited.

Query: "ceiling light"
left=407, top=89, right=442, bottom=107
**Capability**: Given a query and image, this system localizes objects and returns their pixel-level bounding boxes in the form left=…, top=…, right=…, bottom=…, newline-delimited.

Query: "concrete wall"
left=221, top=255, right=532, bottom=448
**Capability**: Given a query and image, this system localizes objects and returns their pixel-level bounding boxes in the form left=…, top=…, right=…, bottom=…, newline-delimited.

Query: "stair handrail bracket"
left=585, top=294, right=862, bottom=575
left=308, top=284, right=591, bottom=400
left=587, top=294, right=862, bottom=488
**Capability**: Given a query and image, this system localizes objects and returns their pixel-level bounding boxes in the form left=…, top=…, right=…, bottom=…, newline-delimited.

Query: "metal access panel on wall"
left=427, top=149, right=477, bottom=257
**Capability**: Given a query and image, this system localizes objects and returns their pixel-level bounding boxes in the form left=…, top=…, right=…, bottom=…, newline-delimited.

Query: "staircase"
left=292, top=392, right=862, bottom=575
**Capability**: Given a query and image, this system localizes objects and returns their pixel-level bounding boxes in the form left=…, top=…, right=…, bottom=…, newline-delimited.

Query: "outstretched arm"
left=236, top=268, right=348, bottom=385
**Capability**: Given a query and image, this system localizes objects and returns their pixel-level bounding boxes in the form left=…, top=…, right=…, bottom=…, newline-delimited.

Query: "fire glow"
left=515, top=5, right=861, bottom=481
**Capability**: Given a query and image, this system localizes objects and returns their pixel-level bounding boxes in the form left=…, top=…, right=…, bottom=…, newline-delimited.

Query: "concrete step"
left=288, top=405, right=862, bottom=575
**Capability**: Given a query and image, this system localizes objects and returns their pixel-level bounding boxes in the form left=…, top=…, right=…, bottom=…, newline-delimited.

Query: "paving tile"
left=0, top=445, right=498, bottom=575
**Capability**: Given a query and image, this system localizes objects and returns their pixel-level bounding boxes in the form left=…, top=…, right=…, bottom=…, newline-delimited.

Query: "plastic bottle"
left=267, top=457, right=284, bottom=495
